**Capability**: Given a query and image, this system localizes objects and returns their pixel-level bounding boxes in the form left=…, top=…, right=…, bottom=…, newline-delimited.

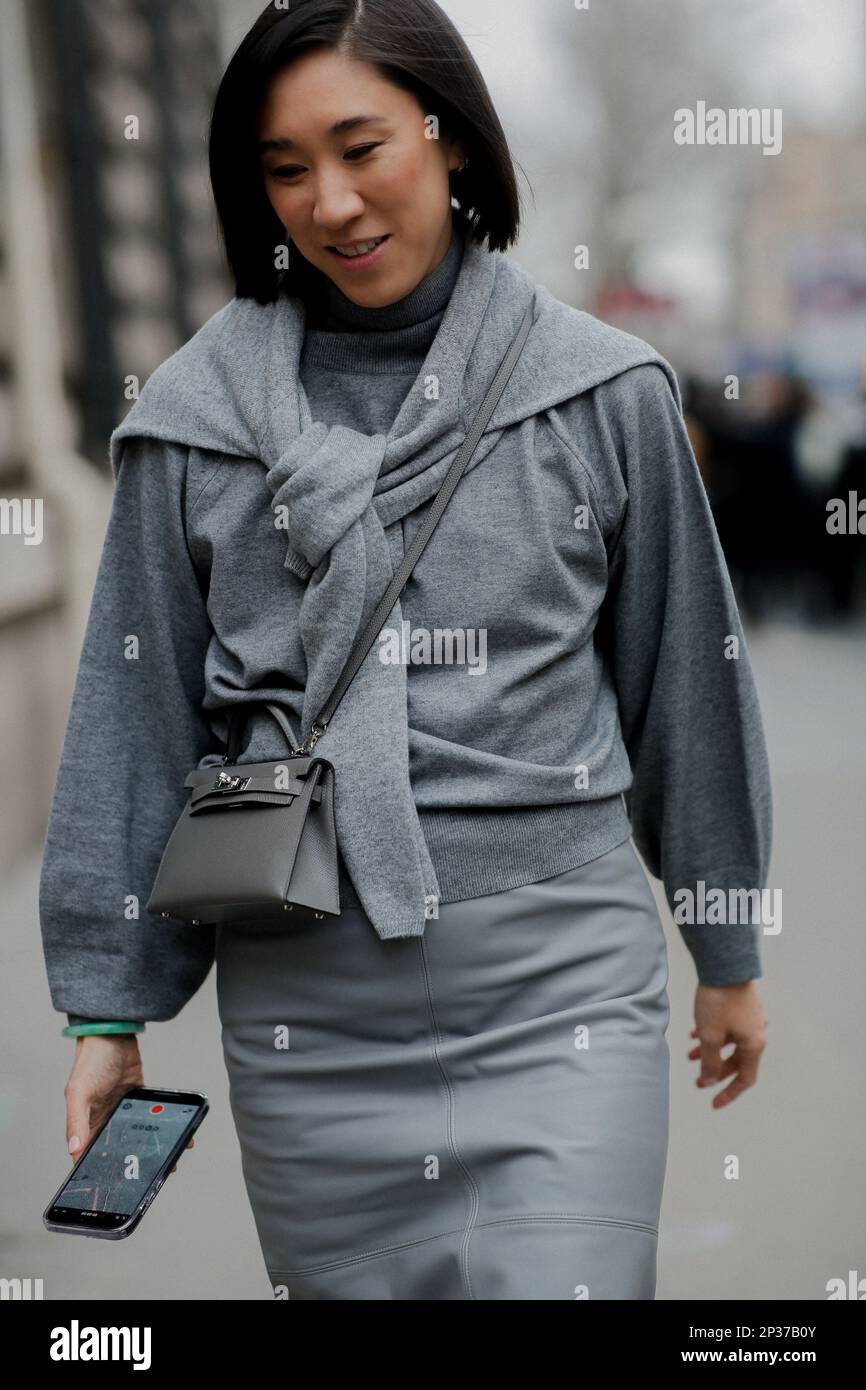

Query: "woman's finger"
left=65, top=1085, right=90, bottom=1159
left=169, top=1137, right=195, bottom=1173
left=697, top=1055, right=738, bottom=1086
left=709, top=1043, right=763, bottom=1104
left=712, top=1073, right=751, bottom=1107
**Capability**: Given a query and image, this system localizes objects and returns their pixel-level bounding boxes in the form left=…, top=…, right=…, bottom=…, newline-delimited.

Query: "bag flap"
left=186, top=760, right=324, bottom=813
left=184, top=754, right=332, bottom=788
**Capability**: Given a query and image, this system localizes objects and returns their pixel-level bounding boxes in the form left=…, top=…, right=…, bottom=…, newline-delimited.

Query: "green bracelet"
left=62, top=1021, right=146, bottom=1037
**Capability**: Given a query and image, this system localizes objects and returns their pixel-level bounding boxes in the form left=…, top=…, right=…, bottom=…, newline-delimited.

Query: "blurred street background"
left=1, top=0, right=864, bottom=1300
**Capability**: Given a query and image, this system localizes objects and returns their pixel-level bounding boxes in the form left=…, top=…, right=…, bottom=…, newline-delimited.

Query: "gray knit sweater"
left=47, top=220, right=773, bottom=1029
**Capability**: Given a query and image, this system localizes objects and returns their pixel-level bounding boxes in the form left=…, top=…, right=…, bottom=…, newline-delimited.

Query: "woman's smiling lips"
left=324, top=233, right=392, bottom=269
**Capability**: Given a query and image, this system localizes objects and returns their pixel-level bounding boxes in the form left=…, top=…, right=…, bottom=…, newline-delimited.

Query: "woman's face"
left=257, top=48, right=464, bottom=307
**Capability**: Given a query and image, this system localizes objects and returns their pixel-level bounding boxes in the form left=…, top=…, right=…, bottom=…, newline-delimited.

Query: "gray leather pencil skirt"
left=214, top=836, right=671, bottom=1300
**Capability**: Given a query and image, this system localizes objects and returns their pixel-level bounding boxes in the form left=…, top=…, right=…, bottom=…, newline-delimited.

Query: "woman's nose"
left=311, top=173, right=365, bottom=230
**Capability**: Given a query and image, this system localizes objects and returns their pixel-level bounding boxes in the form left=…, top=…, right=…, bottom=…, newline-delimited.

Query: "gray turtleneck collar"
left=300, top=215, right=465, bottom=374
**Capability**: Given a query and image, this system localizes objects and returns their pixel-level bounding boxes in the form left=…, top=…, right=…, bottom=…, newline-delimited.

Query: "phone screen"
left=55, top=1096, right=200, bottom=1216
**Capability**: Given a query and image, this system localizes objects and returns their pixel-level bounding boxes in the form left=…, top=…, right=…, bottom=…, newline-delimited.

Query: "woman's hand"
left=689, top=981, right=768, bottom=1108
left=65, top=1035, right=194, bottom=1173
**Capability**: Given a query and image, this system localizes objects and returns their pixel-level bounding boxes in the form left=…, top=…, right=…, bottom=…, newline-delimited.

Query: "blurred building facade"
left=0, top=0, right=233, bottom=872
left=29, top=0, right=230, bottom=459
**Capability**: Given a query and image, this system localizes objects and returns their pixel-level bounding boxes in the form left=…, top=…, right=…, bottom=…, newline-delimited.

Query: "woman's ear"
left=445, top=131, right=468, bottom=176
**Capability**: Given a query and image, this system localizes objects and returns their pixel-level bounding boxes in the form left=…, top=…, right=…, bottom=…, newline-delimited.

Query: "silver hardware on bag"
left=211, top=771, right=251, bottom=792
left=293, top=719, right=328, bottom=757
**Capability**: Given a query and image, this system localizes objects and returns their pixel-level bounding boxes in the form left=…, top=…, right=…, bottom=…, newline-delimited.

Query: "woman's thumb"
left=66, top=1094, right=90, bottom=1159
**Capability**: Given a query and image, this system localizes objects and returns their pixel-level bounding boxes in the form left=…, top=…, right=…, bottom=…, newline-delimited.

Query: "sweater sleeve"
left=39, top=438, right=218, bottom=1022
left=593, top=363, right=774, bottom=986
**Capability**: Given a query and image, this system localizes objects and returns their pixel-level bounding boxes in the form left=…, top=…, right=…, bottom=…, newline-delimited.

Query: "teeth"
left=332, top=237, right=385, bottom=257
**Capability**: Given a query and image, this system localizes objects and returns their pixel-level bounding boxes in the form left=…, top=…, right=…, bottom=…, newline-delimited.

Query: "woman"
left=40, top=0, right=771, bottom=1300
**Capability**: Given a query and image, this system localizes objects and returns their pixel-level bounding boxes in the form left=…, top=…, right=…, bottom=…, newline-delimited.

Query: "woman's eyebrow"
left=258, top=114, right=390, bottom=154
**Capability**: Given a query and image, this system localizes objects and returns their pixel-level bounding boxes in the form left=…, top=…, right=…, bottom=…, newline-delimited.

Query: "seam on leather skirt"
left=266, top=1214, right=659, bottom=1280
left=415, top=935, right=480, bottom=1299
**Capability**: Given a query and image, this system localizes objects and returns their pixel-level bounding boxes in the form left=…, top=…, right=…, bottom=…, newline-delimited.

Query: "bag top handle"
left=224, top=701, right=300, bottom=764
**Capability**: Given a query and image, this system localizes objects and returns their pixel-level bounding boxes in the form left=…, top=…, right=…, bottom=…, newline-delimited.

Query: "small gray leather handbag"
left=146, top=296, right=535, bottom=929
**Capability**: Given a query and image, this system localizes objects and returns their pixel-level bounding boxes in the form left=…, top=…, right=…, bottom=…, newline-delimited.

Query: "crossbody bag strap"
left=295, top=293, right=536, bottom=754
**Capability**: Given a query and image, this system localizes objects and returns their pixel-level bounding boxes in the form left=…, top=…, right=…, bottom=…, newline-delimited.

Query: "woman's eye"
left=344, top=142, right=381, bottom=161
left=268, top=143, right=381, bottom=180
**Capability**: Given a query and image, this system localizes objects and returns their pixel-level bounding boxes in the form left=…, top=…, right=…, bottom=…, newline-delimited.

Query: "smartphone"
left=43, top=1087, right=208, bottom=1239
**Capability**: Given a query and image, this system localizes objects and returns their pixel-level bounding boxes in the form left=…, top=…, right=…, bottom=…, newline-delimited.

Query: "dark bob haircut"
left=208, top=0, right=524, bottom=304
